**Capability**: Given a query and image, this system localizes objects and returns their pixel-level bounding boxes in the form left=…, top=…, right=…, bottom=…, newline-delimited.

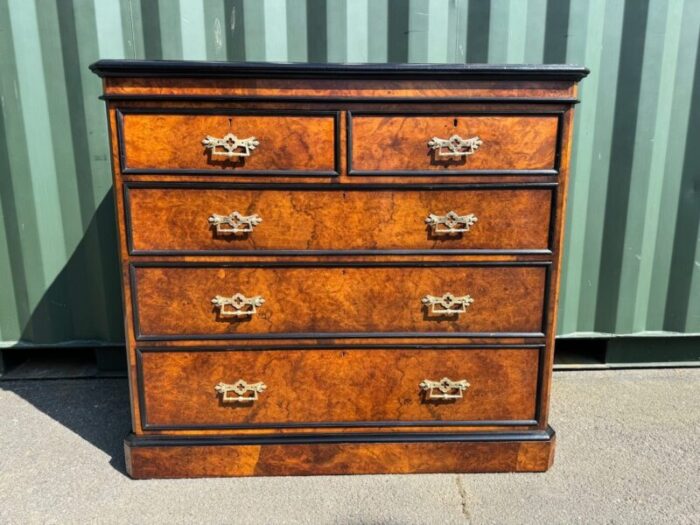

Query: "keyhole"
left=228, top=118, right=233, bottom=130
left=453, top=118, right=458, bottom=127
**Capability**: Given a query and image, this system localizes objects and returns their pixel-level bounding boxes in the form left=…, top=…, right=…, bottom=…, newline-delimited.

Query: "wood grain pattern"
left=132, top=265, right=547, bottom=338
left=124, top=432, right=556, bottom=478
left=126, top=185, right=553, bottom=253
left=138, top=347, right=539, bottom=428
left=94, top=63, right=585, bottom=477
left=537, top=107, right=577, bottom=429
left=350, top=114, right=559, bottom=172
left=104, top=77, right=576, bottom=99
left=120, top=112, right=336, bottom=172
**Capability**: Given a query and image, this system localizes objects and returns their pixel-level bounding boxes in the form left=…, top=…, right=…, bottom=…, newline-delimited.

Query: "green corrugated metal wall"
left=0, top=0, right=698, bottom=347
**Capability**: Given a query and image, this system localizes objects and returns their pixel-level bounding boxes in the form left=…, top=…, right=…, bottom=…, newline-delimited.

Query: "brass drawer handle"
left=420, top=377, right=470, bottom=400
left=212, top=293, right=265, bottom=317
left=425, top=211, right=478, bottom=234
left=208, top=211, right=262, bottom=234
left=215, top=380, right=267, bottom=402
left=428, top=134, right=482, bottom=157
left=202, top=132, right=259, bottom=158
left=422, top=293, right=474, bottom=315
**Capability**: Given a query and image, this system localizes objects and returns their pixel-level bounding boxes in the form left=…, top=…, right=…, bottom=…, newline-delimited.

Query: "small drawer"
left=349, top=112, right=560, bottom=175
left=125, top=183, right=554, bottom=254
left=131, top=263, right=548, bottom=340
left=137, top=346, right=541, bottom=430
left=116, top=109, right=339, bottom=175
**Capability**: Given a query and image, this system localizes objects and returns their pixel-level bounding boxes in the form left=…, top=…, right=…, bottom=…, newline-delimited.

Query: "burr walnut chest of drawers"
left=91, top=60, right=587, bottom=479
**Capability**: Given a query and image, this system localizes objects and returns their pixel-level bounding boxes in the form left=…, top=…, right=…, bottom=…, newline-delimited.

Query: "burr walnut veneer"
left=92, top=61, right=587, bottom=479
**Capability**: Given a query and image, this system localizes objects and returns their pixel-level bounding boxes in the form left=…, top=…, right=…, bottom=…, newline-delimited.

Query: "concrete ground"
left=0, top=369, right=698, bottom=524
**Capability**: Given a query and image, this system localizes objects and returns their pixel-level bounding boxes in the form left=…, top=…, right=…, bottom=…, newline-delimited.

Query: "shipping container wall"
left=0, top=0, right=698, bottom=346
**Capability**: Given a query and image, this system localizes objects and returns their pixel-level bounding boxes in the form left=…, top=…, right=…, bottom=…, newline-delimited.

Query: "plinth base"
left=124, top=428, right=556, bottom=479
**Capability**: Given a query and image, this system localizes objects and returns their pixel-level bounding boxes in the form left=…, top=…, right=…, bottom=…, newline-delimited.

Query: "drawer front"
left=117, top=109, right=339, bottom=174
left=349, top=113, right=559, bottom=174
left=125, top=184, right=554, bottom=254
left=131, top=264, right=547, bottom=339
left=137, top=347, right=540, bottom=429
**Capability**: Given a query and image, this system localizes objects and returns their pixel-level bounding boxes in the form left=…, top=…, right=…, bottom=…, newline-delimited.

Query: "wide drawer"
left=349, top=113, right=560, bottom=174
left=137, top=347, right=541, bottom=429
left=116, top=109, right=339, bottom=175
left=125, top=183, right=554, bottom=254
left=131, top=263, right=548, bottom=340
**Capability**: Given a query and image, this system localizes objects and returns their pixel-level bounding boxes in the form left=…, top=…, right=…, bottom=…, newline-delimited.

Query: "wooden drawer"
left=137, top=346, right=541, bottom=430
left=349, top=113, right=560, bottom=174
left=131, top=263, right=548, bottom=340
left=116, top=109, right=339, bottom=175
left=125, top=183, right=554, bottom=254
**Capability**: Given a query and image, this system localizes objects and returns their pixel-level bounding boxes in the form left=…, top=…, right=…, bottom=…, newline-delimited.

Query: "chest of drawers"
left=92, top=61, right=587, bottom=479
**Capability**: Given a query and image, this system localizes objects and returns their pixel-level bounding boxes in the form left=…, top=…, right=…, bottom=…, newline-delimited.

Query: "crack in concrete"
left=455, top=475, right=471, bottom=522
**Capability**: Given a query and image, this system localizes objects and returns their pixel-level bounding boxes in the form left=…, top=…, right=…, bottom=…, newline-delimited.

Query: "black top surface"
left=90, top=60, right=589, bottom=81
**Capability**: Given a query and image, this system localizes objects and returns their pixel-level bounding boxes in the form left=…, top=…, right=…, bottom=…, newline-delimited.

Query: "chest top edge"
left=90, top=60, right=589, bottom=81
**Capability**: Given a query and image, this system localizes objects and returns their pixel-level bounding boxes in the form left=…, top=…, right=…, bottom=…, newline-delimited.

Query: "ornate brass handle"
left=422, top=293, right=474, bottom=315
left=212, top=293, right=265, bottom=317
left=425, top=211, right=478, bottom=234
left=202, top=132, right=259, bottom=158
left=428, top=135, right=482, bottom=157
left=215, top=380, right=267, bottom=402
left=420, top=377, right=470, bottom=400
left=208, top=211, right=262, bottom=234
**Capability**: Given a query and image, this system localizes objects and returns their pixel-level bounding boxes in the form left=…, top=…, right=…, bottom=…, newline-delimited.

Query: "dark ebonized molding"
left=135, top=344, right=544, bottom=431
left=135, top=331, right=546, bottom=342
left=122, top=181, right=558, bottom=191
left=137, top=342, right=546, bottom=352
left=128, top=260, right=552, bottom=342
left=122, top=180, right=558, bottom=257
left=125, top=427, right=556, bottom=448
left=91, top=60, right=589, bottom=81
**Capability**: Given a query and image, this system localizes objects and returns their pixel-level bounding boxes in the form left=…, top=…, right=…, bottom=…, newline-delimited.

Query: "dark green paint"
left=0, top=0, right=698, bottom=356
